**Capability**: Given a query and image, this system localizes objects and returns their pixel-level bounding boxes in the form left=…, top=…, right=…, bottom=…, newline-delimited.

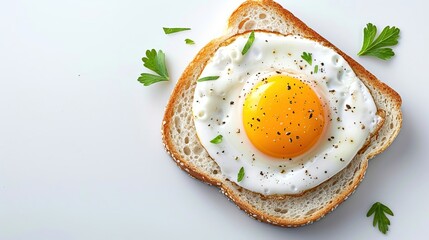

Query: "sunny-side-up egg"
left=192, top=31, right=380, bottom=195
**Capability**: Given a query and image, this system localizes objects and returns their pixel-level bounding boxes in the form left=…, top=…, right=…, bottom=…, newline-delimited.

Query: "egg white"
left=192, top=32, right=379, bottom=195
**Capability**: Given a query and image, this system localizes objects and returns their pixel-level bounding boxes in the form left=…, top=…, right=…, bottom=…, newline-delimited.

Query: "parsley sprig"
left=314, top=65, right=319, bottom=74
left=210, top=135, right=223, bottom=144
left=242, top=31, right=255, bottom=55
left=138, top=49, right=169, bottom=86
left=301, top=52, right=312, bottom=65
left=185, top=39, right=195, bottom=45
left=163, top=27, right=191, bottom=34
left=197, top=76, right=220, bottom=82
left=237, top=167, right=245, bottom=182
left=358, top=23, right=400, bottom=60
left=367, top=202, right=394, bottom=234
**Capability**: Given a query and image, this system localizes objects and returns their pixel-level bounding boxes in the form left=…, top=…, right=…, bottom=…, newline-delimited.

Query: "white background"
left=0, top=0, right=427, bottom=239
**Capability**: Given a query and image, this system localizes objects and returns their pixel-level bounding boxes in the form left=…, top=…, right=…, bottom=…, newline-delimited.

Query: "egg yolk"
left=243, top=75, right=326, bottom=158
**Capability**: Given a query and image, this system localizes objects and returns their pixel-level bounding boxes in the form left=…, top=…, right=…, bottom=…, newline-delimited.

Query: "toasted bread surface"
left=162, top=0, right=402, bottom=227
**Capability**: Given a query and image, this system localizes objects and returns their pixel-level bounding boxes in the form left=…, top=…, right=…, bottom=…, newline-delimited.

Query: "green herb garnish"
left=210, top=135, right=223, bottom=144
left=358, top=23, right=400, bottom=60
left=314, top=65, right=319, bottom=74
left=242, top=31, right=255, bottom=55
left=138, top=49, right=169, bottom=86
left=237, top=167, right=245, bottom=182
left=163, top=27, right=191, bottom=34
left=197, top=76, right=220, bottom=82
left=367, top=202, right=394, bottom=234
left=301, top=52, right=312, bottom=65
left=138, top=74, right=168, bottom=86
left=185, top=38, right=195, bottom=45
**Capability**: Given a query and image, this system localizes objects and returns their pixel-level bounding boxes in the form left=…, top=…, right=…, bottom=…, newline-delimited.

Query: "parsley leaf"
left=163, top=27, right=191, bottom=34
left=210, top=135, right=223, bottom=144
left=197, top=76, right=220, bottom=82
left=237, top=167, right=245, bottom=182
left=314, top=65, right=319, bottom=74
left=367, top=202, right=394, bottom=234
left=138, top=49, right=169, bottom=86
left=358, top=23, right=400, bottom=60
left=242, top=31, right=255, bottom=55
left=301, top=52, right=312, bottom=65
left=185, top=38, right=195, bottom=45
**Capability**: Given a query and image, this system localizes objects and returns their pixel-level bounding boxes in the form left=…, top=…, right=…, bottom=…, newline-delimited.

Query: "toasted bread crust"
left=161, top=0, right=402, bottom=227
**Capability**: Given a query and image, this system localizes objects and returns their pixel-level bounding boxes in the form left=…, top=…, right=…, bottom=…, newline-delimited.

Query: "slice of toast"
left=161, top=0, right=402, bottom=227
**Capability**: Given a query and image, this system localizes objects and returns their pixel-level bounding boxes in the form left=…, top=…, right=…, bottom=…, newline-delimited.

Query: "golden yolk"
left=243, top=75, right=326, bottom=158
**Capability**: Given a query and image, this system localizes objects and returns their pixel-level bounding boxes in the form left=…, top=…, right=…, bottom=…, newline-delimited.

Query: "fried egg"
left=192, top=32, right=380, bottom=195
